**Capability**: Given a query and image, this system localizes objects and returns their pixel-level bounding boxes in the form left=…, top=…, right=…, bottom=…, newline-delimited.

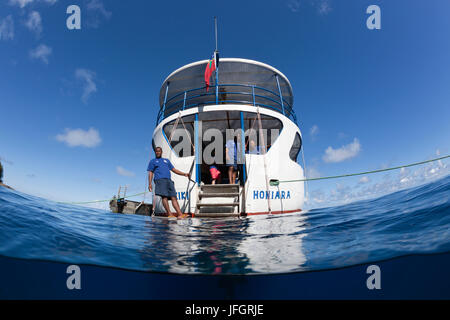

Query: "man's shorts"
left=154, top=178, right=177, bottom=198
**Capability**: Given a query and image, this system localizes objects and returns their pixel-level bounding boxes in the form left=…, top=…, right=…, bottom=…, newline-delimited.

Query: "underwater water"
left=0, top=175, right=449, bottom=276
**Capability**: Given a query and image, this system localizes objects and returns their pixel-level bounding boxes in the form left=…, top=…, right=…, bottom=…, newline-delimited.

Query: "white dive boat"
left=151, top=58, right=305, bottom=217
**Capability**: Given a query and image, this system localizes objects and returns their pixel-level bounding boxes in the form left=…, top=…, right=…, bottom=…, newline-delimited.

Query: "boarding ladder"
left=194, top=184, right=244, bottom=217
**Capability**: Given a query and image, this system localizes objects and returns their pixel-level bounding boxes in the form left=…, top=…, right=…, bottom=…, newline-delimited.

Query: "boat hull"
left=151, top=104, right=305, bottom=217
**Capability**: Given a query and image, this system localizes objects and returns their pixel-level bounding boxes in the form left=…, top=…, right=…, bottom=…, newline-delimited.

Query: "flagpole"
left=214, top=17, right=219, bottom=104
left=215, top=16, right=218, bottom=52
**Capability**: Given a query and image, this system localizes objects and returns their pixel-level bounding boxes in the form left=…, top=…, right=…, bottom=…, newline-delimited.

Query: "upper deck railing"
left=156, top=83, right=297, bottom=125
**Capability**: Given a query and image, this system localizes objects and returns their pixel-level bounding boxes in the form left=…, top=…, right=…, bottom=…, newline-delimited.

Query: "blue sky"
left=0, top=0, right=449, bottom=209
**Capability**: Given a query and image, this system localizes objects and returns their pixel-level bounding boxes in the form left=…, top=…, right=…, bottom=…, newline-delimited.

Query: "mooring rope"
left=59, top=155, right=449, bottom=205
left=58, top=191, right=149, bottom=205
left=269, top=155, right=450, bottom=186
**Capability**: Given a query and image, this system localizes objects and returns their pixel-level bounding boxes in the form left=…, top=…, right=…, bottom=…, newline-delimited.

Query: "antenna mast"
left=214, top=16, right=218, bottom=52
left=214, top=17, right=219, bottom=104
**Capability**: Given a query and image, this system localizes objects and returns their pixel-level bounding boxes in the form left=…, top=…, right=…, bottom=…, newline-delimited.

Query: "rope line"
left=59, top=155, right=449, bottom=205
left=58, top=191, right=150, bottom=205
left=270, top=155, right=450, bottom=186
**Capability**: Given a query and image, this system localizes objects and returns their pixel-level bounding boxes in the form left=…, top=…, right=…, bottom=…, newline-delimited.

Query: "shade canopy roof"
left=159, top=58, right=293, bottom=108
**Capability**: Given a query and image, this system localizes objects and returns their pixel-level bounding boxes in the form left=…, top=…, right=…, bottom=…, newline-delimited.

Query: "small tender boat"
left=109, top=196, right=153, bottom=216
left=150, top=58, right=305, bottom=218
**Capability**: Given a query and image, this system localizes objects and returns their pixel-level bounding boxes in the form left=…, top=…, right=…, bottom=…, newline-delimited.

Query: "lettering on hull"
left=252, top=190, right=291, bottom=200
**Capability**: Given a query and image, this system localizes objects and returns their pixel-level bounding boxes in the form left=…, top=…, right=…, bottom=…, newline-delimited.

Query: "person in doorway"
left=147, top=147, right=190, bottom=218
left=225, top=136, right=238, bottom=184
left=247, top=138, right=261, bottom=155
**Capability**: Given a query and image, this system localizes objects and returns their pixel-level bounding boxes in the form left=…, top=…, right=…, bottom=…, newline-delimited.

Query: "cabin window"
left=198, top=110, right=283, bottom=159
left=242, top=112, right=283, bottom=154
left=162, top=111, right=283, bottom=159
left=162, top=114, right=195, bottom=157
left=289, top=133, right=302, bottom=162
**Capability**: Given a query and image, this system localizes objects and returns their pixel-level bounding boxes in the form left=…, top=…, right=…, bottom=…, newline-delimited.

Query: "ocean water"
left=0, top=175, right=449, bottom=276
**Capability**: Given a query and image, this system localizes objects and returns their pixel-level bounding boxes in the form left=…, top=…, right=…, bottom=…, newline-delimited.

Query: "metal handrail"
left=163, top=100, right=291, bottom=121
left=157, top=83, right=296, bottom=124
left=224, top=84, right=293, bottom=113
left=165, top=91, right=286, bottom=113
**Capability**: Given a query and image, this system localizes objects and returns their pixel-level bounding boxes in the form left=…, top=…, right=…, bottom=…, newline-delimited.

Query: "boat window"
left=199, top=110, right=241, bottom=132
left=162, top=114, right=195, bottom=157
left=198, top=111, right=283, bottom=159
left=242, top=112, right=283, bottom=154
left=289, top=133, right=302, bottom=162
left=162, top=111, right=283, bottom=159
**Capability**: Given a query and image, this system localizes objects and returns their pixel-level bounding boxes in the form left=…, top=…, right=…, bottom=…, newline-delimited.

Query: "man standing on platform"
left=147, top=147, right=190, bottom=218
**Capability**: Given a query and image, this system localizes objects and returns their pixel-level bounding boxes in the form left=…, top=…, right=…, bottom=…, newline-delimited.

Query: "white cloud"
left=56, top=128, right=102, bottom=148
left=356, top=162, right=447, bottom=199
left=29, top=44, right=52, bottom=64
left=116, top=166, right=135, bottom=177
left=287, top=0, right=301, bottom=13
left=310, top=125, right=319, bottom=138
left=86, top=0, right=112, bottom=28
left=9, top=0, right=34, bottom=8
left=334, top=183, right=354, bottom=203
left=287, top=0, right=332, bottom=15
left=323, top=138, right=361, bottom=163
left=25, top=11, right=42, bottom=37
left=307, top=155, right=449, bottom=209
left=358, top=176, right=370, bottom=184
left=317, top=0, right=332, bottom=15
left=75, top=68, right=97, bottom=103
left=309, top=189, right=326, bottom=205
left=306, top=167, right=321, bottom=179
left=8, top=0, right=57, bottom=7
left=87, top=0, right=111, bottom=16
left=0, top=15, right=14, bottom=41
left=400, top=176, right=411, bottom=184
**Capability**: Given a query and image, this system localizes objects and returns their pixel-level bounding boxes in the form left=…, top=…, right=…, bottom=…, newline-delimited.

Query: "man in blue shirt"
left=148, top=147, right=190, bottom=218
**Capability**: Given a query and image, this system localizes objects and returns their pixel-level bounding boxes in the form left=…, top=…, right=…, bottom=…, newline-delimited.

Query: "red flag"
left=204, top=55, right=216, bottom=92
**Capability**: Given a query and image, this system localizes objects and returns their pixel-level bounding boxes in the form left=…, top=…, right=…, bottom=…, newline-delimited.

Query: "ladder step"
left=201, top=184, right=239, bottom=190
left=199, top=192, right=239, bottom=198
left=197, top=202, right=239, bottom=207
left=194, top=212, right=241, bottom=217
